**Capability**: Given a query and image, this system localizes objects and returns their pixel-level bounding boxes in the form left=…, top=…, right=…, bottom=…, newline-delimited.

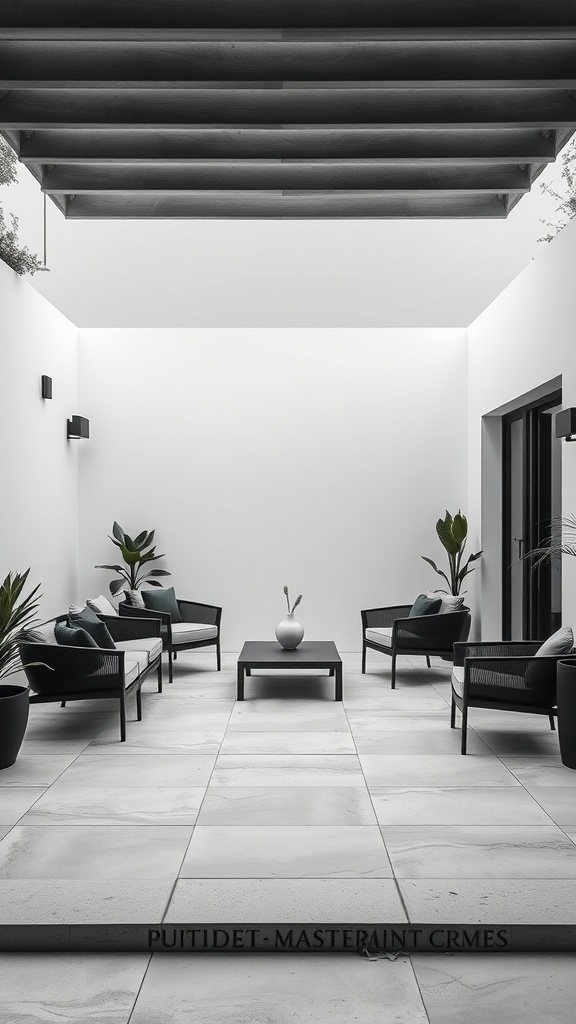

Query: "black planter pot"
left=0, top=684, right=30, bottom=770
left=557, top=660, right=576, bottom=770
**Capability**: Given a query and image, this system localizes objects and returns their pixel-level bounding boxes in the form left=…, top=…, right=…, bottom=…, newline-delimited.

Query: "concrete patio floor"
left=0, top=652, right=575, bottom=954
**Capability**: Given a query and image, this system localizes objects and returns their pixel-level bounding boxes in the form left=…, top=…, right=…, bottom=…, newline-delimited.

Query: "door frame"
left=502, top=388, right=562, bottom=639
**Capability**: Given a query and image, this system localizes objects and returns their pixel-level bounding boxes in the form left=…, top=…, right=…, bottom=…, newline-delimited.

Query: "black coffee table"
left=237, top=641, right=343, bottom=701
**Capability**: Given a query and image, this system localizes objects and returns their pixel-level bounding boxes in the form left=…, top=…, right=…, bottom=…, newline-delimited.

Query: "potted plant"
left=422, top=510, right=482, bottom=595
left=96, top=521, right=171, bottom=596
left=0, top=569, right=42, bottom=769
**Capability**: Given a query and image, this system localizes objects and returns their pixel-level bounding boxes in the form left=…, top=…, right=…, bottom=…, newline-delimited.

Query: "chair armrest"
left=362, top=606, right=412, bottom=628
left=453, top=641, right=541, bottom=667
left=177, top=600, right=222, bottom=627
left=18, top=642, right=125, bottom=695
left=394, top=610, right=470, bottom=650
left=98, top=615, right=162, bottom=642
left=119, top=602, right=172, bottom=641
left=461, top=654, right=559, bottom=706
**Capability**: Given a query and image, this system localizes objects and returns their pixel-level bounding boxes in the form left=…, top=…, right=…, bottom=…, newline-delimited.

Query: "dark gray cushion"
left=55, top=622, right=98, bottom=648
left=142, top=586, right=182, bottom=623
left=409, top=594, right=442, bottom=618
left=68, top=605, right=116, bottom=649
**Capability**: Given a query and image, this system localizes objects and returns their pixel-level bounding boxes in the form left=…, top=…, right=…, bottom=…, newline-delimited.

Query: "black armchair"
left=19, top=614, right=162, bottom=741
left=451, top=641, right=559, bottom=754
left=119, top=597, right=222, bottom=684
left=361, top=604, right=471, bottom=688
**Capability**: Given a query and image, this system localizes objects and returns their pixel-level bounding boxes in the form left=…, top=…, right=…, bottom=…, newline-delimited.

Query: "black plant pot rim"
left=0, top=683, right=30, bottom=698
left=558, top=659, right=576, bottom=668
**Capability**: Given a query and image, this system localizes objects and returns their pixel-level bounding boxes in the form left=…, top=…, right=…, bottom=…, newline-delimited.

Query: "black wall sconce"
left=555, top=408, right=576, bottom=443
left=41, top=375, right=52, bottom=399
left=67, top=415, right=90, bottom=439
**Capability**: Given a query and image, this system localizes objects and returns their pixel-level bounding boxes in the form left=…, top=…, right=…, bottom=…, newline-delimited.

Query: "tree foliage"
left=0, top=136, right=46, bottom=275
left=539, top=137, right=576, bottom=243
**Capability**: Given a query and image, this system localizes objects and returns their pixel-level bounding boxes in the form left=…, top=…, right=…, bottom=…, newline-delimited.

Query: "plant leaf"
left=145, top=569, right=172, bottom=577
left=109, top=578, right=127, bottom=596
left=112, top=521, right=124, bottom=543
left=452, top=512, right=468, bottom=547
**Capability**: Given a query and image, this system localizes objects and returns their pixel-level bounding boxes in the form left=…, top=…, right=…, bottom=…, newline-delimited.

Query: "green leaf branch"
left=96, top=522, right=171, bottom=596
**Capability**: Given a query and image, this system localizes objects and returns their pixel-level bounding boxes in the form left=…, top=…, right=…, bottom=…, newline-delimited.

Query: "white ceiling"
left=2, top=154, right=567, bottom=329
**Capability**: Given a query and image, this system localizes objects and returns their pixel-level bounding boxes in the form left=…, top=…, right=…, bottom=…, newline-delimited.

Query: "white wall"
left=78, top=327, right=467, bottom=650
left=0, top=258, right=79, bottom=617
left=467, top=218, right=576, bottom=636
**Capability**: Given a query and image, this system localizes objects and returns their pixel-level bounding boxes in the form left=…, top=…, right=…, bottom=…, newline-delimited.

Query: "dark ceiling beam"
left=41, top=162, right=531, bottom=194
left=63, top=191, right=511, bottom=218
left=2, top=40, right=576, bottom=87
left=2, top=89, right=575, bottom=128
left=1, top=1, right=575, bottom=30
left=17, top=128, right=559, bottom=164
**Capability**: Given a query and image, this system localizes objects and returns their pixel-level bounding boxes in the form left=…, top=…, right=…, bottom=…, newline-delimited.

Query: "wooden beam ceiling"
left=1, top=2, right=575, bottom=219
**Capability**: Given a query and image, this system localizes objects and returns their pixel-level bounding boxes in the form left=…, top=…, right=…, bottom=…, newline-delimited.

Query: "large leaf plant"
left=422, top=510, right=482, bottom=596
left=0, top=569, right=42, bottom=680
left=96, top=522, right=171, bottom=596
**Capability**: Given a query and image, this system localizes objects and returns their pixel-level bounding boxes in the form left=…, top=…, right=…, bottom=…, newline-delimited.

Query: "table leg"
left=334, top=664, right=343, bottom=701
left=246, top=668, right=252, bottom=676
left=328, top=668, right=334, bottom=676
left=237, top=663, right=245, bottom=701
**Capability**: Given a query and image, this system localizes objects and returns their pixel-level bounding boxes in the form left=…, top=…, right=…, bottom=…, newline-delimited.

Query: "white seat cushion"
left=87, top=595, right=117, bottom=616
left=365, top=627, right=393, bottom=648
left=171, top=622, right=218, bottom=645
left=115, top=638, right=162, bottom=663
left=451, top=665, right=464, bottom=697
left=123, top=654, right=144, bottom=687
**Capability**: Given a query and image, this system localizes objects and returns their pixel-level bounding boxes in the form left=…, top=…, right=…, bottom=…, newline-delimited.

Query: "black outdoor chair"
left=451, top=641, right=559, bottom=754
left=119, top=597, right=222, bottom=684
left=19, top=614, right=163, bottom=741
left=361, top=603, right=471, bottom=688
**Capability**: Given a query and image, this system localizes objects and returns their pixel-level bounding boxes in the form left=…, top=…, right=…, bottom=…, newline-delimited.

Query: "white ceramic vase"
left=275, top=612, right=304, bottom=650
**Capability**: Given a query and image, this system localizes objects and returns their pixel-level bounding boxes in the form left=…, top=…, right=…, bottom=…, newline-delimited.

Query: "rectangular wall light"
left=41, top=375, right=52, bottom=399
left=67, top=415, right=90, bottom=439
left=555, top=408, right=576, bottom=442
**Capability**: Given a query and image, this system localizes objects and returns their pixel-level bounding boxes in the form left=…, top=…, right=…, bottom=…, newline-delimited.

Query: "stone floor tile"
left=382, top=825, right=576, bottom=878
left=359, top=754, right=519, bottom=788
left=211, top=754, right=364, bottom=787
left=0, top=788, right=45, bottom=827
left=412, top=953, right=576, bottom=1024
left=19, top=786, right=206, bottom=826
left=500, top=757, right=576, bottom=787
left=347, top=712, right=457, bottom=732
left=525, top=787, right=576, bottom=826
left=0, top=825, right=193, bottom=879
left=131, top=954, right=425, bottom=1023
left=477, top=729, right=562, bottom=756
left=180, top=825, right=391, bottom=878
left=399, top=879, right=576, bottom=924
left=89, top=725, right=224, bottom=754
left=53, top=753, right=216, bottom=787
left=0, top=953, right=149, bottom=1023
left=0, top=879, right=174, bottom=923
left=371, top=787, right=554, bottom=826
left=227, top=712, right=350, bottom=732
left=344, top=695, right=447, bottom=712
left=0, top=755, right=80, bottom=788
left=352, top=729, right=491, bottom=755
left=196, top=786, right=377, bottom=826
left=219, top=731, right=356, bottom=754
left=165, top=878, right=407, bottom=924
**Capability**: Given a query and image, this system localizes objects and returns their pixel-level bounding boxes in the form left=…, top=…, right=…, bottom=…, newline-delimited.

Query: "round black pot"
left=0, top=684, right=30, bottom=770
left=557, top=660, right=576, bottom=770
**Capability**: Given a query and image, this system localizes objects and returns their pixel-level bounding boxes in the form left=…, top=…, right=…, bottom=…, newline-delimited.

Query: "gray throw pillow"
left=409, top=594, right=442, bottom=618
left=87, top=595, right=117, bottom=616
left=534, top=626, right=574, bottom=658
left=68, top=605, right=116, bottom=650
left=142, top=586, right=182, bottom=622
left=55, top=622, right=98, bottom=648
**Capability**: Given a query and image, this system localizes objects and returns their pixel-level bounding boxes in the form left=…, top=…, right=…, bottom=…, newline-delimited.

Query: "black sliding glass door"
left=503, top=391, right=562, bottom=640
